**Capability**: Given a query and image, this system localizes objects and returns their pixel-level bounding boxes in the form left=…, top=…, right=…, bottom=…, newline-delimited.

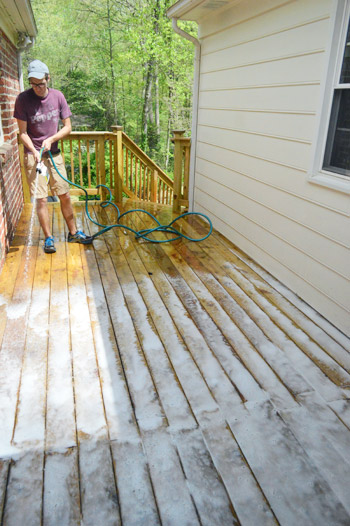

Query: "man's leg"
left=58, top=192, right=93, bottom=244
left=58, top=192, right=77, bottom=235
left=36, top=197, right=52, bottom=238
left=24, top=155, right=52, bottom=238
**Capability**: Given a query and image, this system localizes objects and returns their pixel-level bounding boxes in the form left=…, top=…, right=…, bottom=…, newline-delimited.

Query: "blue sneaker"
left=44, top=236, right=56, bottom=254
left=67, top=230, right=93, bottom=244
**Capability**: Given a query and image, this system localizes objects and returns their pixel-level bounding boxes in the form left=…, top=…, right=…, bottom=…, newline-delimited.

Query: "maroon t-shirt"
left=14, top=88, right=72, bottom=154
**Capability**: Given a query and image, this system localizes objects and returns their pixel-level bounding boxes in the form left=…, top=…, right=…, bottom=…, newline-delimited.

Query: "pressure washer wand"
left=36, top=148, right=49, bottom=184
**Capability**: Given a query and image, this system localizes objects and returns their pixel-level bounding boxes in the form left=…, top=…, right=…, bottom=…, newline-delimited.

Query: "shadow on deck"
left=1, top=200, right=350, bottom=526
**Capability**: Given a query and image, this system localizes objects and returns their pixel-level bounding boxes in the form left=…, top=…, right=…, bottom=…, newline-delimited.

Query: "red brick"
left=0, top=28, right=24, bottom=272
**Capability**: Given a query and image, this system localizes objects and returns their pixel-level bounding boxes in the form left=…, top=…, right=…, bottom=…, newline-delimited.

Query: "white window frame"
left=309, top=0, right=350, bottom=194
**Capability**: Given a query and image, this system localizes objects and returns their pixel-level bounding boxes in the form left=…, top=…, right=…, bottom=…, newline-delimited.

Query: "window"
left=323, top=17, right=350, bottom=176
left=310, top=0, right=350, bottom=193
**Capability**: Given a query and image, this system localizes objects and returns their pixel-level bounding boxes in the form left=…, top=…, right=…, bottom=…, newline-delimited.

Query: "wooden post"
left=151, top=169, right=158, bottom=202
left=183, top=138, right=191, bottom=204
left=172, top=130, right=185, bottom=213
left=18, top=142, right=31, bottom=204
left=112, top=125, right=123, bottom=203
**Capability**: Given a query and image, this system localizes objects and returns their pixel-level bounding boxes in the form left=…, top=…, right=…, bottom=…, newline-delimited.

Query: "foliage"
left=24, top=0, right=196, bottom=172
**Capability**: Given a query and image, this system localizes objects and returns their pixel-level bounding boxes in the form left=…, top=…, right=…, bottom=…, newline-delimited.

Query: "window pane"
left=340, top=20, right=350, bottom=83
left=323, top=89, right=350, bottom=176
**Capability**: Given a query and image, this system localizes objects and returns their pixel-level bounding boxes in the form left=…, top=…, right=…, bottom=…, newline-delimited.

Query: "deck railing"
left=19, top=127, right=190, bottom=211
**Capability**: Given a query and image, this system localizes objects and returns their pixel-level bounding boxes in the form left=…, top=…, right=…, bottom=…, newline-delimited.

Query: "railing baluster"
left=61, top=139, right=65, bottom=163
left=95, top=140, right=99, bottom=187
left=138, top=163, right=142, bottom=199
left=131, top=152, right=135, bottom=194
left=69, top=138, right=75, bottom=183
left=78, top=139, right=83, bottom=187
left=125, top=148, right=129, bottom=192
left=109, top=140, right=113, bottom=190
left=98, top=137, right=106, bottom=200
left=142, top=164, right=146, bottom=200
left=139, top=163, right=143, bottom=200
left=87, top=140, right=91, bottom=189
left=113, top=140, right=118, bottom=197
left=146, top=168, right=150, bottom=201
left=151, top=169, right=157, bottom=202
left=158, top=178, right=161, bottom=203
left=135, top=157, right=138, bottom=198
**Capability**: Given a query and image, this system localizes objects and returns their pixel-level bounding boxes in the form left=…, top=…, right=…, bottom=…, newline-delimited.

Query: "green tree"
left=25, top=0, right=197, bottom=172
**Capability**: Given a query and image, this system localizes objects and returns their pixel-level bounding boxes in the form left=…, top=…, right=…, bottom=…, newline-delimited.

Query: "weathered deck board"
left=177, top=220, right=348, bottom=401
left=46, top=211, right=76, bottom=451
left=111, top=440, right=160, bottom=526
left=94, top=207, right=277, bottom=525
left=43, top=448, right=80, bottom=526
left=0, top=461, right=8, bottom=521
left=116, top=204, right=297, bottom=410
left=280, top=393, right=350, bottom=515
left=12, top=240, right=50, bottom=450
left=97, top=208, right=280, bottom=525
left=0, top=237, right=38, bottom=459
left=202, top=226, right=350, bottom=377
left=66, top=238, right=120, bottom=525
left=0, top=205, right=28, bottom=349
left=0, top=200, right=350, bottom=526
left=217, top=234, right=350, bottom=353
left=2, top=451, right=44, bottom=526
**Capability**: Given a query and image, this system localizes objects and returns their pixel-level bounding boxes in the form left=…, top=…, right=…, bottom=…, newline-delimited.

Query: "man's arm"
left=17, top=119, right=41, bottom=162
left=41, top=117, right=72, bottom=153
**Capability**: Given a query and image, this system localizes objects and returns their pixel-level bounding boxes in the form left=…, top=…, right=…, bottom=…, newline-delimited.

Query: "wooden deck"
left=1, top=200, right=350, bottom=526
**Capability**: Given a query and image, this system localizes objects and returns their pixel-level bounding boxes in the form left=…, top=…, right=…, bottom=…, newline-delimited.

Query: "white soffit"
left=167, top=0, right=235, bottom=20
left=0, top=0, right=37, bottom=44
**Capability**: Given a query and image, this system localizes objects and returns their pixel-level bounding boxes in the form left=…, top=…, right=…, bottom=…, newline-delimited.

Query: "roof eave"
left=0, top=0, right=37, bottom=46
left=167, top=0, right=206, bottom=20
left=167, top=0, right=238, bottom=21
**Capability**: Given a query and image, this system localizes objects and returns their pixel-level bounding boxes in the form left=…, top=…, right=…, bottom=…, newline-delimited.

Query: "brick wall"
left=0, top=29, right=23, bottom=272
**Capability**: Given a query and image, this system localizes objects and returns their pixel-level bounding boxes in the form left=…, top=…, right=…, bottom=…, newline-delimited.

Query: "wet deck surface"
left=1, top=200, right=350, bottom=526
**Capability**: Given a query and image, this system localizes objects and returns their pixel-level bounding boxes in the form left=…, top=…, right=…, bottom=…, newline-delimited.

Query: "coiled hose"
left=43, top=149, right=212, bottom=242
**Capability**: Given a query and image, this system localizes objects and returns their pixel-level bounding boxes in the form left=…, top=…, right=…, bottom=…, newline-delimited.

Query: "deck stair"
left=19, top=128, right=190, bottom=212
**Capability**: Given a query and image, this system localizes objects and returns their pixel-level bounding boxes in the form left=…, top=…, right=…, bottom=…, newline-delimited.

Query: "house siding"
left=0, top=28, right=23, bottom=272
left=194, top=0, right=350, bottom=336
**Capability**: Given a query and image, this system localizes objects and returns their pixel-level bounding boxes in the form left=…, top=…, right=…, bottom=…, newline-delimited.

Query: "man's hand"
left=41, top=138, right=53, bottom=153
left=16, top=119, right=41, bottom=161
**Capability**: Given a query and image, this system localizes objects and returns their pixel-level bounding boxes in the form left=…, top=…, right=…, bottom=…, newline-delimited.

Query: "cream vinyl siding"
left=194, top=0, right=350, bottom=335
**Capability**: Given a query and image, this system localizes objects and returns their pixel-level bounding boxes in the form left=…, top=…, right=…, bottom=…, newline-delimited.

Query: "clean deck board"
left=0, top=200, right=350, bottom=526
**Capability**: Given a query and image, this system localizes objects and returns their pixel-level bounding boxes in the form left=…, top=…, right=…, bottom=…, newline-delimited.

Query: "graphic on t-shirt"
left=31, top=109, right=59, bottom=124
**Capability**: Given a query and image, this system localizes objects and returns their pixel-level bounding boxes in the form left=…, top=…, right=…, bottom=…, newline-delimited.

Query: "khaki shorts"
left=24, top=153, right=71, bottom=199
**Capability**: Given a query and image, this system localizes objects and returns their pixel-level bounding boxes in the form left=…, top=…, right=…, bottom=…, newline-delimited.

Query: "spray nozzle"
left=36, top=148, right=48, bottom=182
left=36, top=161, right=49, bottom=183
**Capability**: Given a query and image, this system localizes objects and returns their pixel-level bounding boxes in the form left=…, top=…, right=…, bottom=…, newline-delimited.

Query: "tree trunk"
left=154, top=64, right=160, bottom=136
left=107, top=0, right=117, bottom=125
left=142, top=61, right=153, bottom=139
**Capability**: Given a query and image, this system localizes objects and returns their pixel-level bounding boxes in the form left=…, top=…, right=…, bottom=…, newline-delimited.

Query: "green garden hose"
left=41, top=149, right=212, bottom=243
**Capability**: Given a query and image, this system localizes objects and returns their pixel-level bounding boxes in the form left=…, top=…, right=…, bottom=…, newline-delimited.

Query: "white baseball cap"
left=27, top=60, right=49, bottom=79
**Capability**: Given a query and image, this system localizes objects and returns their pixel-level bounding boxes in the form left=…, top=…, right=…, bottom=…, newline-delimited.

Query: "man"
left=14, top=59, right=93, bottom=253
